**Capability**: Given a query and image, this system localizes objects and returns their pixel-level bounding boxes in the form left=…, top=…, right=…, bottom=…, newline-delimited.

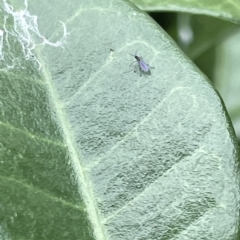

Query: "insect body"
left=132, top=54, right=149, bottom=72
left=129, top=51, right=153, bottom=76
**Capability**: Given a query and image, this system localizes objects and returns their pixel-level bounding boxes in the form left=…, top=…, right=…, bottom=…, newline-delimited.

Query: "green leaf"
left=173, top=14, right=239, bottom=60
left=130, top=0, right=240, bottom=23
left=214, top=30, right=240, bottom=141
left=0, top=0, right=239, bottom=239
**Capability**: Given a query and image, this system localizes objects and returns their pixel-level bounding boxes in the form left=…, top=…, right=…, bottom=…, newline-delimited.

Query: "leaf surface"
left=0, top=0, right=239, bottom=239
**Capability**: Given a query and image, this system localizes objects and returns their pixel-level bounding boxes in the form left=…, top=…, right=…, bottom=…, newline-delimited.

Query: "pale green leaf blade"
left=0, top=1, right=94, bottom=239
left=0, top=0, right=239, bottom=239
left=130, top=0, right=240, bottom=23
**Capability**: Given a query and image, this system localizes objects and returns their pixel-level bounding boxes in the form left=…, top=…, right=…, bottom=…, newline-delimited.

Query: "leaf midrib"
left=35, top=46, right=108, bottom=240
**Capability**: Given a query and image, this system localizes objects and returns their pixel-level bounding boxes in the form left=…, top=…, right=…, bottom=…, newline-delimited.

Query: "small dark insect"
left=129, top=51, right=154, bottom=76
left=110, top=48, right=115, bottom=57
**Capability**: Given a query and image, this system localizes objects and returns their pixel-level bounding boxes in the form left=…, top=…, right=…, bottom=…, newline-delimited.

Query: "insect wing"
left=139, top=59, right=149, bottom=72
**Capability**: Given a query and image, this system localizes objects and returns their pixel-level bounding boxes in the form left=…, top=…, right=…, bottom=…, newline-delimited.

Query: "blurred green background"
left=146, top=12, right=240, bottom=144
